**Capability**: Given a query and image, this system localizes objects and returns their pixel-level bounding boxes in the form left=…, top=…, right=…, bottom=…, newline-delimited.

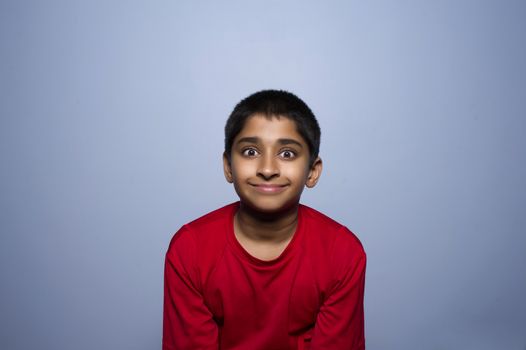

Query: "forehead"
left=235, top=114, right=305, bottom=144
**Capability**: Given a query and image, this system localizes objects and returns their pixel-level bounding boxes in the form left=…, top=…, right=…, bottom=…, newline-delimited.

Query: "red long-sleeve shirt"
left=163, top=202, right=366, bottom=350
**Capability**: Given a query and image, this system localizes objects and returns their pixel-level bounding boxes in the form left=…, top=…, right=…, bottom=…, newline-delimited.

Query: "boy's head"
left=223, top=90, right=322, bottom=213
left=224, top=90, right=321, bottom=167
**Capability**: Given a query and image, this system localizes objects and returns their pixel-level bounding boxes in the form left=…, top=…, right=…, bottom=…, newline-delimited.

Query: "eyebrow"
left=236, top=137, right=303, bottom=148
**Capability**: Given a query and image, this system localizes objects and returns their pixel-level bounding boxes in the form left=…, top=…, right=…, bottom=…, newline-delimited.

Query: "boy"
left=163, top=90, right=366, bottom=349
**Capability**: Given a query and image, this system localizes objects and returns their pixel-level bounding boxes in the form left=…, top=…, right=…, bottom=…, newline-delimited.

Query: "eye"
left=279, top=149, right=296, bottom=159
left=242, top=148, right=259, bottom=157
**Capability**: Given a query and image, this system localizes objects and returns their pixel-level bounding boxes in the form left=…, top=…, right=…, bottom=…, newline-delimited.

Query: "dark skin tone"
left=223, top=114, right=322, bottom=260
left=233, top=202, right=299, bottom=261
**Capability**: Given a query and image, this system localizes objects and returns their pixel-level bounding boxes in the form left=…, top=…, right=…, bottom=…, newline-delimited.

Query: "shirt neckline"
left=226, top=202, right=304, bottom=267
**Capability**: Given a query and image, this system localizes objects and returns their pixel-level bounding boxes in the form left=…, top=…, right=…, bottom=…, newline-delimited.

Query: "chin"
left=241, top=197, right=300, bottom=216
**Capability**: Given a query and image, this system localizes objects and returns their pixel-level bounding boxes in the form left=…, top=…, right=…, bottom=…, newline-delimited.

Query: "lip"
left=250, top=183, right=288, bottom=194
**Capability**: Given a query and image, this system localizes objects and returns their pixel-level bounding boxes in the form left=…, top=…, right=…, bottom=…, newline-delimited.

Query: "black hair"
left=224, top=90, right=321, bottom=166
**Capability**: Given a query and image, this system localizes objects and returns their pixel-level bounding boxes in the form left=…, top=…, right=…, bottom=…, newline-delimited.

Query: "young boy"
left=163, top=90, right=366, bottom=350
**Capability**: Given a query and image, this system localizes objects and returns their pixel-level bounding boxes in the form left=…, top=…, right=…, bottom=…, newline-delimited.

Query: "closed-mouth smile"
left=250, top=183, right=288, bottom=193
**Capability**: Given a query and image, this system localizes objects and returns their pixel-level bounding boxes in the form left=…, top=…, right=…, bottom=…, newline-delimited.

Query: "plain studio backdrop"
left=1, top=1, right=525, bottom=349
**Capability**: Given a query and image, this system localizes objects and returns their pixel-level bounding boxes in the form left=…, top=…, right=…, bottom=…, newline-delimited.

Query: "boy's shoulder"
left=300, top=204, right=344, bottom=231
left=185, top=202, right=238, bottom=232
left=300, top=204, right=365, bottom=256
left=168, top=202, right=237, bottom=250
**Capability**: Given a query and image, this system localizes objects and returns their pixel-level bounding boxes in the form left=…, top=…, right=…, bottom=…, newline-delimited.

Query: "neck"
left=234, top=202, right=299, bottom=243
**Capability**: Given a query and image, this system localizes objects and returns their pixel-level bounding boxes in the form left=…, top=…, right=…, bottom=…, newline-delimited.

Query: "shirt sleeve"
left=162, top=226, right=219, bottom=350
left=310, top=229, right=367, bottom=350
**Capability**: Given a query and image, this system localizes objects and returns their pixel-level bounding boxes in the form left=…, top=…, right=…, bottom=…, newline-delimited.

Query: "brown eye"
left=242, top=148, right=259, bottom=157
left=279, top=150, right=296, bottom=159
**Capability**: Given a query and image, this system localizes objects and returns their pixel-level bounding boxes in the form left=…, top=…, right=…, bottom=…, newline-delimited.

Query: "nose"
left=257, top=154, right=279, bottom=180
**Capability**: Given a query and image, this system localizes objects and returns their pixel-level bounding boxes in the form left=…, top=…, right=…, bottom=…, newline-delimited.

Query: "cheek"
left=231, top=159, right=257, bottom=178
left=281, top=163, right=309, bottom=181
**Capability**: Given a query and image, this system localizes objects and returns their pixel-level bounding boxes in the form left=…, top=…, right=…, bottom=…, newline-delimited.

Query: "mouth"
left=250, top=183, right=289, bottom=194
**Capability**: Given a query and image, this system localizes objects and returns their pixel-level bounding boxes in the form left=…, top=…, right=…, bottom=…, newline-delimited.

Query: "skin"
left=223, top=114, right=322, bottom=261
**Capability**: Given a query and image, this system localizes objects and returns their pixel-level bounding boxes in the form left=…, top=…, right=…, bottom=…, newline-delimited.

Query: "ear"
left=306, top=157, right=322, bottom=188
left=223, top=152, right=234, bottom=183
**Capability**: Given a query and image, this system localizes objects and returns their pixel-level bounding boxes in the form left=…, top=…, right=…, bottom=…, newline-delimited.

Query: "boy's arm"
left=310, top=231, right=366, bottom=350
left=163, top=227, right=218, bottom=350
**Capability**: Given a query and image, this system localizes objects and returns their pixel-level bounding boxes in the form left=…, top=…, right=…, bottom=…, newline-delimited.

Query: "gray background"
left=1, top=1, right=525, bottom=349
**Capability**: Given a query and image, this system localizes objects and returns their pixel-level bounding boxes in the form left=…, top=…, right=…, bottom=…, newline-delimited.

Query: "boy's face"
left=223, top=114, right=322, bottom=214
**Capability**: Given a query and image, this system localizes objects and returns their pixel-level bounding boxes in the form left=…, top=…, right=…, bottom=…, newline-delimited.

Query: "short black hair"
left=224, top=90, right=321, bottom=166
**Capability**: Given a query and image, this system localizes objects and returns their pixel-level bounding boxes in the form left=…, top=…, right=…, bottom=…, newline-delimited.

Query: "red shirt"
left=163, top=202, right=366, bottom=350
